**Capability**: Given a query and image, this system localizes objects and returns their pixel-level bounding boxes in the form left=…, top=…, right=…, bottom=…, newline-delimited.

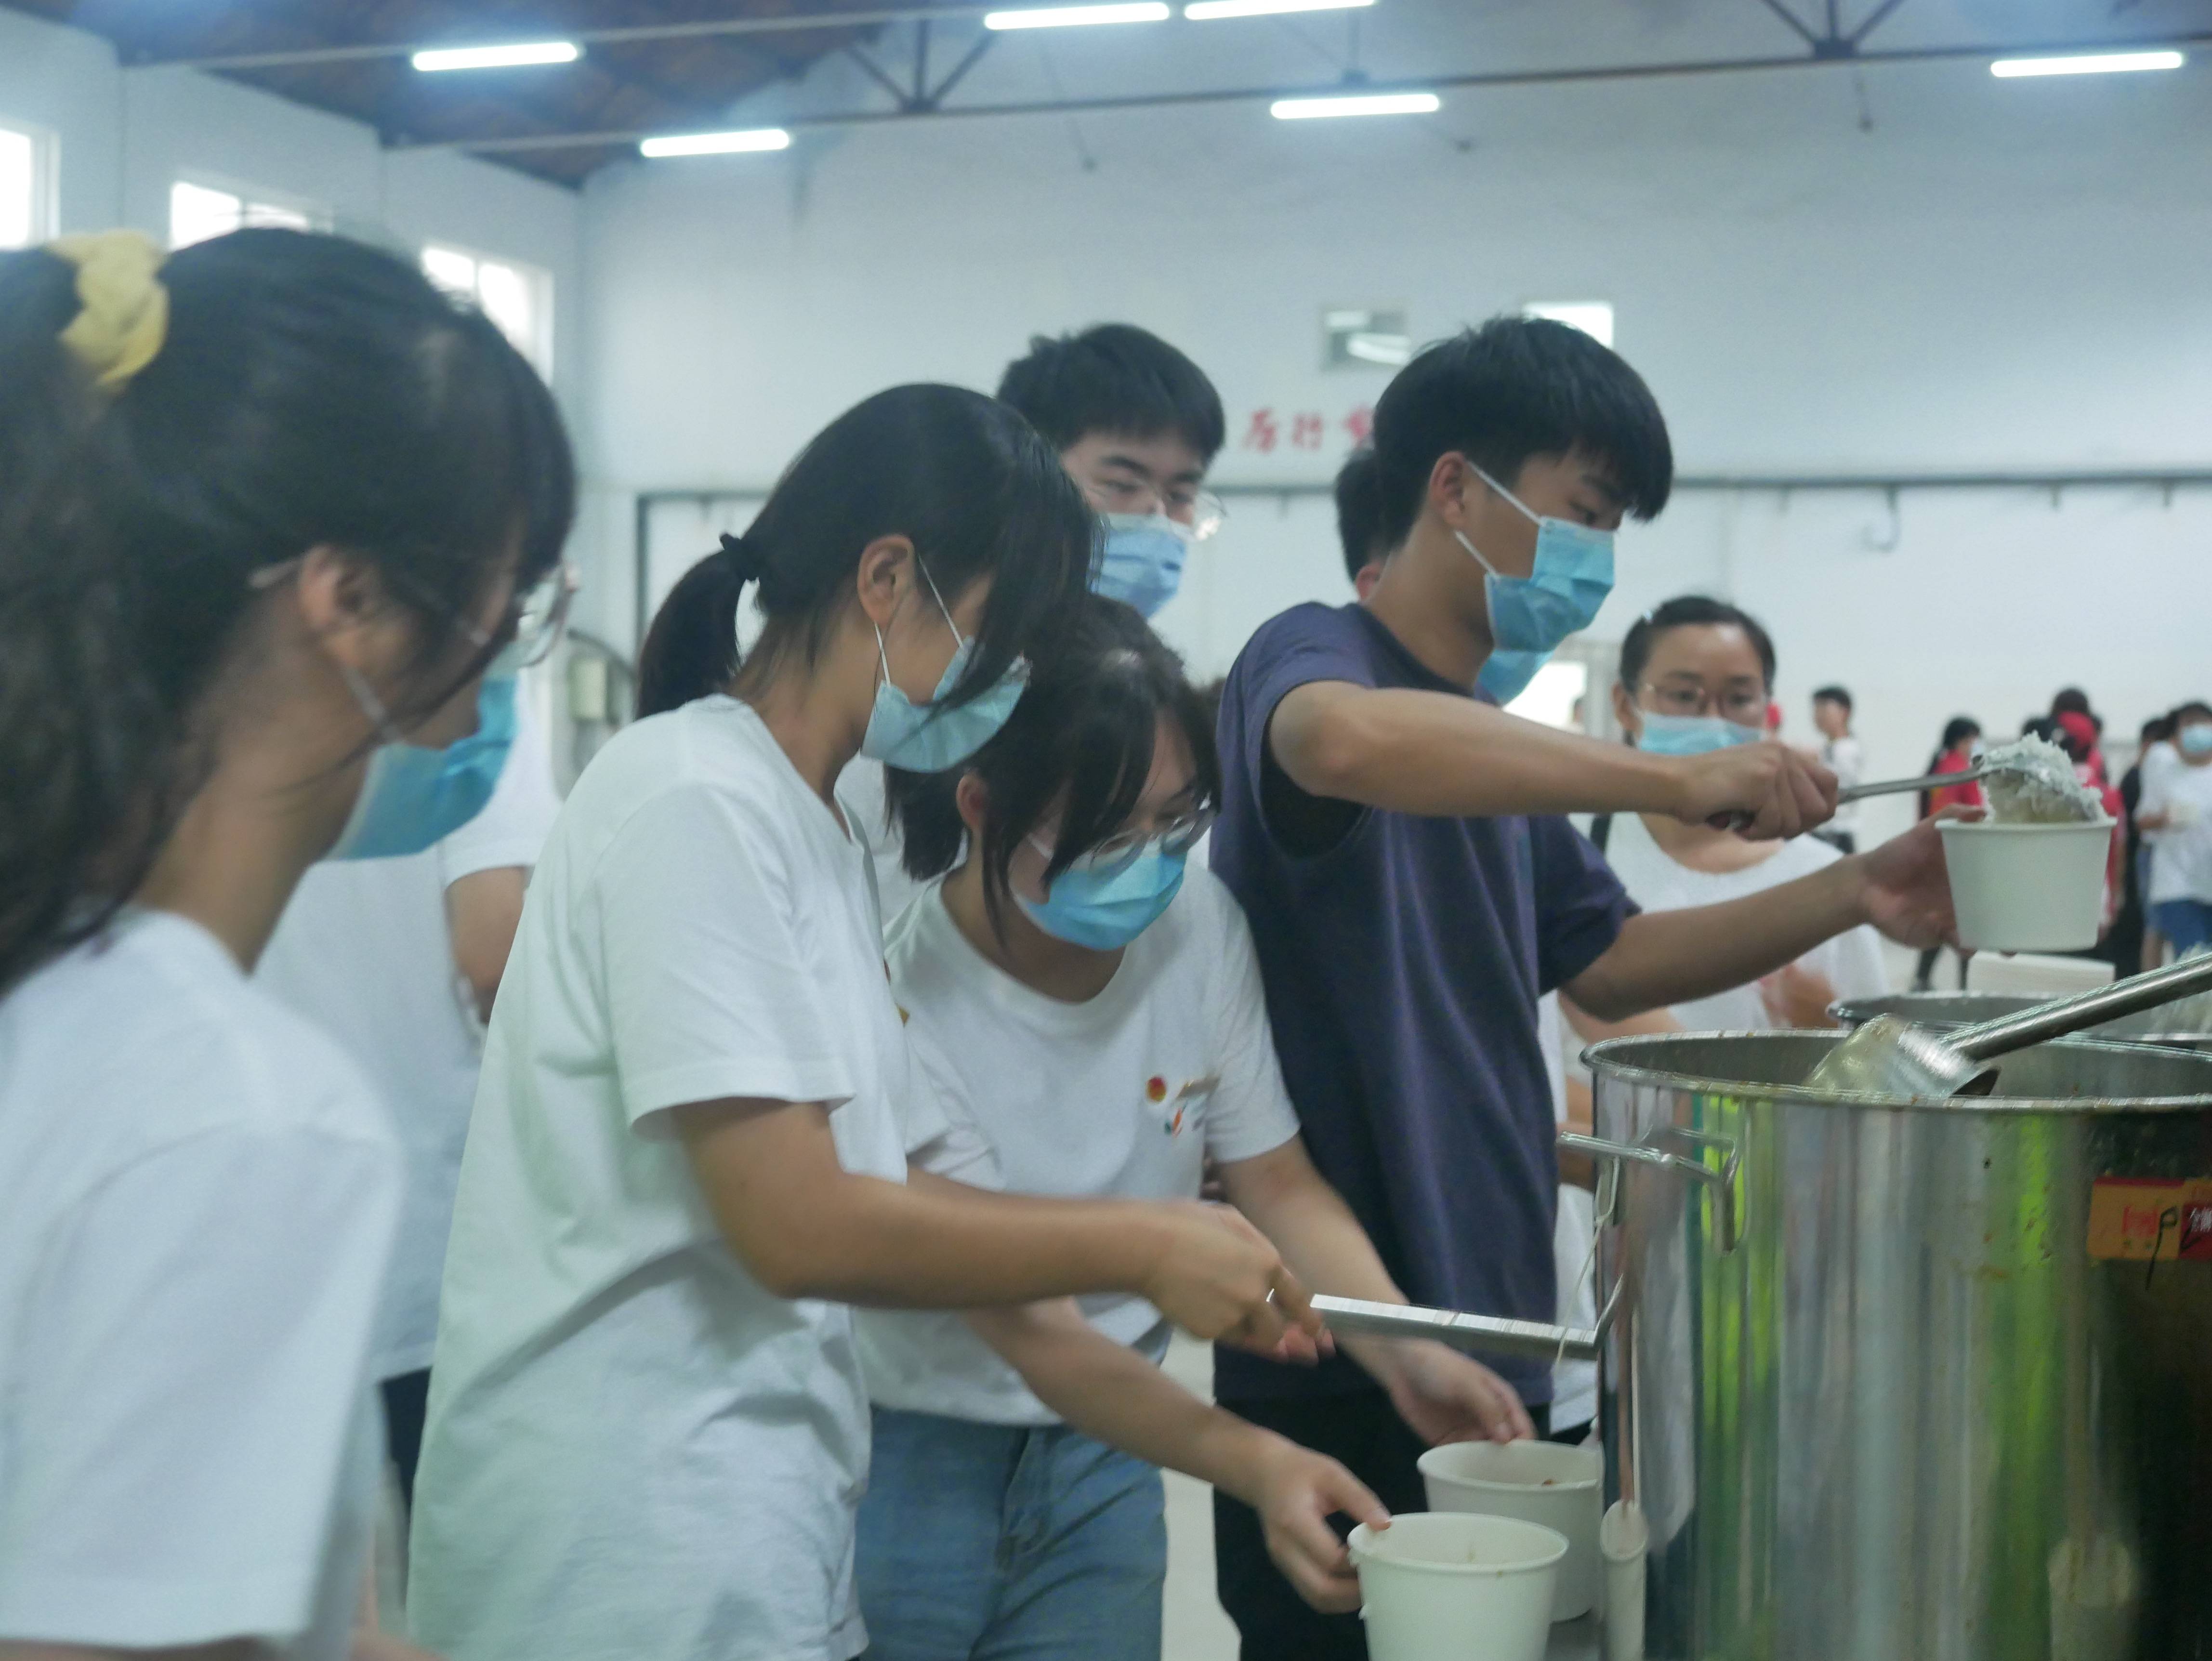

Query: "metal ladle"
left=1805, top=950, right=2212, bottom=1098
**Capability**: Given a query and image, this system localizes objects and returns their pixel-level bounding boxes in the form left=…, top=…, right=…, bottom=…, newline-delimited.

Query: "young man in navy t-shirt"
left=1210, top=317, right=1960, bottom=1659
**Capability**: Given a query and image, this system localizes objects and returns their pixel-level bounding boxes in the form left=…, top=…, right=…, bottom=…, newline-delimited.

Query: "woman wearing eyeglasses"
left=853, top=596, right=1532, bottom=1661
left=1580, top=595, right=1887, bottom=1031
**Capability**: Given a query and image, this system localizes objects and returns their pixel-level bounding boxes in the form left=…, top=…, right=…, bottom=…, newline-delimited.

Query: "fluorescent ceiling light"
left=639, top=128, right=793, bottom=158
left=1272, top=92, right=1440, bottom=120
left=1990, top=49, right=2184, bottom=79
left=985, top=3, right=1171, bottom=29
left=412, top=40, right=579, bottom=71
left=1186, top=0, right=1372, bottom=18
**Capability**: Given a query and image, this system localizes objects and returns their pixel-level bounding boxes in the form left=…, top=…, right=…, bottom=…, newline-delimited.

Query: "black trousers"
left=1212, top=1390, right=1552, bottom=1661
left=380, top=1368, right=431, bottom=1511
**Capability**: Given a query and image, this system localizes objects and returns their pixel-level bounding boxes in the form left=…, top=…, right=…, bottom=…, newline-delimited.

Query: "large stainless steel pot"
left=1834, top=990, right=2212, bottom=1055
left=1586, top=1031, right=2212, bottom=1661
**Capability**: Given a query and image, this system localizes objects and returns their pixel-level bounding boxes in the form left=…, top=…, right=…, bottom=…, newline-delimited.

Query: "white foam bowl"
left=1419, top=1439, right=1604, bottom=1621
left=1349, top=1513, right=1567, bottom=1661
left=1938, top=818, right=2115, bottom=952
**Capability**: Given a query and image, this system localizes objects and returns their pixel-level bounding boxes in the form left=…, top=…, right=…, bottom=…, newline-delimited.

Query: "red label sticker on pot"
left=2086, top=1177, right=2212, bottom=1262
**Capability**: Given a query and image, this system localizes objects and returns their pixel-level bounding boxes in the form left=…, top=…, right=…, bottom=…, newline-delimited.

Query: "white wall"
left=586, top=54, right=2212, bottom=843
left=0, top=8, right=583, bottom=406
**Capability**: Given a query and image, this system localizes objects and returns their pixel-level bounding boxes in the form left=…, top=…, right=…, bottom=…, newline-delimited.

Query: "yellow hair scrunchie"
left=48, top=230, right=170, bottom=390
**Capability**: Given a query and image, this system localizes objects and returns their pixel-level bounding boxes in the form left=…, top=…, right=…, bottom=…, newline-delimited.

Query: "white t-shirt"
left=859, top=870, right=1301, bottom=1426
left=835, top=756, right=929, bottom=928
left=256, top=709, right=561, bottom=1378
left=2144, top=756, right=2212, bottom=905
left=1600, top=814, right=1890, bottom=1027
left=408, top=697, right=938, bottom=1661
left=1539, top=993, right=1598, bottom=1433
left=1821, top=734, right=1864, bottom=830
left=0, top=912, right=400, bottom=1659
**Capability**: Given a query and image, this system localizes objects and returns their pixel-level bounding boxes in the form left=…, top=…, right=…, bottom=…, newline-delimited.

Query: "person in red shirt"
left=1914, top=717, right=1983, bottom=989
left=2051, top=712, right=2127, bottom=937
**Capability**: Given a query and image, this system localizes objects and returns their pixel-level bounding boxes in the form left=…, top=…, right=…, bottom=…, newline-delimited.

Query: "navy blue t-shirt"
left=1211, top=603, right=1634, bottom=1407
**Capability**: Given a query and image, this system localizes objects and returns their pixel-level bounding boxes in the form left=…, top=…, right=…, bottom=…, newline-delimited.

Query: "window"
left=0, top=122, right=54, bottom=250
left=422, top=244, right=553, bottom=376
left=1323, top=305, right=1410, bottom=370
left=1504, top=658, right=1589, bottom=732
left=1521, top=300, right=1615, bottom=349
left=169, top=179, right=319, bottom=250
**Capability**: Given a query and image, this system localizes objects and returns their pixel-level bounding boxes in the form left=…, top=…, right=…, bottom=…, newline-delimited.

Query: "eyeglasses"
left=504, top=562, right=579, bottom=668
left=1029, top=806, right=1217, bottom=879
left=1080, top=475, right=1228, bottom=542
left=251, top=556, right=579, bottom=671
left=1637, top=681, right=1768, bottom=725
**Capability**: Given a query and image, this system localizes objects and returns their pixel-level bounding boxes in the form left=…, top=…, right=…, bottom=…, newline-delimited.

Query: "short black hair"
left=1369, top=315, right=1672, bottom=552
left=1618, top=595, right=1778, bottom=693
left=1334, top=448, right=1385, bottom=585
left=889, top=594, right=1218, bottom=942
left=2175, top=699, right=2212, bottom=725
left=1813, top=685, right=1853, bottom=713
left=997, top=323, right=1225, bottom=462
left=2051, top=687, right=2093, bottom=718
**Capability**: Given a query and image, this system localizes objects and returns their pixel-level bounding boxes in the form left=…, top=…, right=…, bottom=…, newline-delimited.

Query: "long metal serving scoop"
left=1805, top=950, right=2212, bottom=1098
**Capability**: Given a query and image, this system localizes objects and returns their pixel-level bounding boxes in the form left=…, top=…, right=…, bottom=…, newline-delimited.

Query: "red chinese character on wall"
left=1343, top=405, right=1374, bottom=448
left=1242, top=409, right=1279, bottom=453
left=1291, top=412, right=1326, bottom=451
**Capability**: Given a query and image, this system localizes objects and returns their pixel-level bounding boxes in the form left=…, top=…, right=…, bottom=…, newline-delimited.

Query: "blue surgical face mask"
left=326, top=672, right=517, bottom=861
left=2180, top=723, right=2212, bottom=758
left=1016, top=837, right=1188, bottom=951
left=1454, top=462, right=1615, bottom=659
left=1476, top=648, right=1548, bottom=707
left=1095, top=514, right=1196, bottom=618
left=1633, top=711, right=1764, bottom=758
left=859, top=564, right=1027, bottom=773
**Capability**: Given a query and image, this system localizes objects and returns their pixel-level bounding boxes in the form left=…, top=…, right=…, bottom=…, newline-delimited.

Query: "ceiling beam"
left=142, top=4, right=1002, bottom=71
left=381, top=26, right=2212, bottom=153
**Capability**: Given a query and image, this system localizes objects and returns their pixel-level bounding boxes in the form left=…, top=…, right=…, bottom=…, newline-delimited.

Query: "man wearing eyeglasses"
left=998, top=323, right=1228, bottom=620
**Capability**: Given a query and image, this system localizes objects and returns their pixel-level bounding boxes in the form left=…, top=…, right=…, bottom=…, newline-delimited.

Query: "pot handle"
left=1560, top=1129, right=1742, bottom=1255
left=1308, top=1293, right=1600, bottom=1363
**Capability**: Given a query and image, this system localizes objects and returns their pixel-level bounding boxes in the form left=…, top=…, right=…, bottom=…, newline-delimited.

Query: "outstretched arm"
left=969, top=1300, right=1385, bottom=1612
left=1267, top=681, right=1836, bottom=840
left=678, top=1103, right=1315, bottom=1349
left=1218, top=1140, right=1535, bottom=1446
left=1567, top=818, right=1956, bottom=1020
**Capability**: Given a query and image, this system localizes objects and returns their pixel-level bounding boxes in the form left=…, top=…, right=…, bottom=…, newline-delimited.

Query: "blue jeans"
left=2151, top=898, right=2212, bottom=957
left=857, top=1407, right=1166, bottom=1661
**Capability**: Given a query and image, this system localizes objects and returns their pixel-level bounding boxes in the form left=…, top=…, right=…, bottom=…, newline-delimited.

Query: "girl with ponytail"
left=408, top=384, right=1317, bottom=1661
left=0, top=227, right=574, bottom=1660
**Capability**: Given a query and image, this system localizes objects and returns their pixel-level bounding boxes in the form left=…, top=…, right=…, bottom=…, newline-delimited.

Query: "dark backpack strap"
left=1589, top=813, right=1614, bottom=854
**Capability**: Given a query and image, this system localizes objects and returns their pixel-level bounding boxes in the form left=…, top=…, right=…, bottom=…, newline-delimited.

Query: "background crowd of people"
left=1894, top=687, right=2212, bottom=988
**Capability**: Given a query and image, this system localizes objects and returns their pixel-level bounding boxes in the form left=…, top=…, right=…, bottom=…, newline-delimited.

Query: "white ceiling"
left=734, top=0, right=2212, bottom=118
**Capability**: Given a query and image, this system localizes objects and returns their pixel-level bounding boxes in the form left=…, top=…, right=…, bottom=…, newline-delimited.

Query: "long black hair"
left=0, top=228, right=575, bottom=993
left=1617, top=594, right=1778, bottom=695
left=636, top=384, right=1092, bottom=720
left=889, top=594, right=1218, bottom=940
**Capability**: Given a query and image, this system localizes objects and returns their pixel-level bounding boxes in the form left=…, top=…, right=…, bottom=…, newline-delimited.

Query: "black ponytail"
left=0, top=227, right=576, bottom=993
left=635, top=383, right=1092, bottom=720
left=637, top=534, right=758, bottom=719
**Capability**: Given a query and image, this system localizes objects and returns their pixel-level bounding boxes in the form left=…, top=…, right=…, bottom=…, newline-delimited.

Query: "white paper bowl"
left=1938, top=818, right=2114, bottom=952
left=1419, top=1439, right=1604, bottom=1621
left=1348, top=1513, right=1567, bottom=1661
